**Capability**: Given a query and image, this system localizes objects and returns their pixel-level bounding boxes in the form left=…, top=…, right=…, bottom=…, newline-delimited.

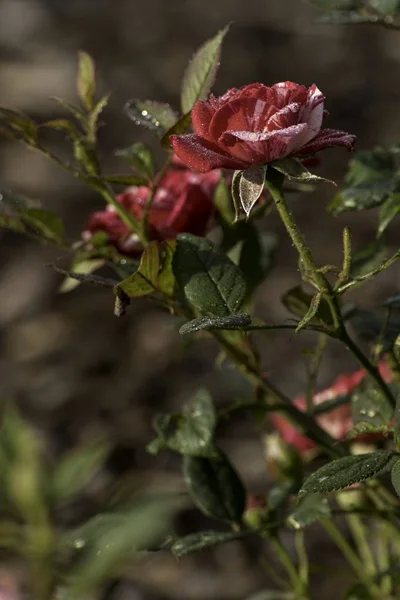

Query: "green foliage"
left=281, top=285, right=334, bottom=329
left=300, top=451, right=397, bottom=496
left=77, top=51, right=96, bottom=111
left=351, top=377, right=394, bottom=426
left=125, top=99, right=179, bottom=136
left=170, top=530, right=243, bottom=558
left=115, top=142, right=155, bottom=179
left=173, top=233, right=247, bottom=316
left=180, top=26, right=229, bottom=114
left=330, top=147, right=400, bottom=235
left=50, top=438, right=111, bottom=503
left=238, top=164, right=267, bottom=217
left=287, top=494, right=331, bottom=529
left=147, top=389, right=217, bottom=457
left=183, top=452, right=246, bottom=524
left=270, top=159, right=334, bottom=184
left=179, top=313, right=251, bottom=335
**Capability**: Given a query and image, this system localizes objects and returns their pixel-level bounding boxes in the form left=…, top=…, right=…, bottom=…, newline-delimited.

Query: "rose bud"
left=83, top=159, right=221, bottom=256
left=270, top=361, right=393, bottom=456
left=243, top=493, right=269, bottom=530
left=171, top=82, right=355, bottom=173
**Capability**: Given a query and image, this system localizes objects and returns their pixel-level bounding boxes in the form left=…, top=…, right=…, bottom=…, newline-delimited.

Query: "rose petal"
left=266, top=102, right=302, bottom=131
left=296, top=128, right=356, bottom=155
left=191, top=100, right=215, bottom=140
left=219, top=123, right=308, bottom=163
left=272, top=81, right=308, bottom=107
left=209, top=97, right=277, bottom=143
left=171, top=133, right=247, bottom=172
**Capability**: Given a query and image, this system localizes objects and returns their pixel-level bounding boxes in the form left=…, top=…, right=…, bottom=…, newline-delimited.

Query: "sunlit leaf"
left=271, top=159, right=334, bottom=184
left=239, top=164, right=267, bottom=217
left=179, top=313, right=251, bottom=335
left=181, top=26, right=229, bottom=114
left=125, top=99, right=179, bottom=136
left=77, top=51, right=96, bottom=111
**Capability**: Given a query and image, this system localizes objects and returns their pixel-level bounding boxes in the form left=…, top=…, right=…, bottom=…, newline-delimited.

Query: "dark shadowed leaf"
left=300, top=451, right=396, bottom=496
left=157, top=240, right=176, bottom=297
left=390, top=458, right=400, bottom=498
left=214, top=177, right=235, bottom=224
left=282, top=285, right=333, bottom=328
left=173, top=234, right=247, bottom=316
left=346, top=422, right=394, bottom=440
left=239, top=230, right=278, bottom=295
left=330, top=148, right=399, bottom=215
left=271, top=159, right=334, bottom=184
left=179, top=313, right=251, bottom=335
left=125, top=99, right=179, bottom=136
left=378, top=193, right=400, bottom=236
left=348, top=307, right=400, bottom=350
left=231, top=170, right=246, bottom=222
left=351, top=377, right=394, bottom=426
left=268, top=480, right=296, bottom=512
left=21, top=208, right=64, bottom=243
left=287, top=494, right=331, bottom=529
left=351, top=241, right=387, bottom=278
left=183, top=451, right=246, bottom=523
left=0, top=107, right=38, bottom=145
left=239, top=164, right=267, bottom=217
left=246, top=591, right=296, bottom=600
left=147, top=389, right=217, bottom=457
left=77, top=51, right=96, bottom=111
left=115, top=143, right=155, bottom=179
left=51, top=438, right=111, bottom=503
left=181, top=26, right=229, bottom=114
left=170, top=530, right=243, bottom=558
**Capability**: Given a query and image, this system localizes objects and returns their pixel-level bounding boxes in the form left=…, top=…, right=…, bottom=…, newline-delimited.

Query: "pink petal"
left=171, top=133, right=248, bottom=172
left=209, top=97, right=276, bottom=143
left=266, top=102, right=302, bottom=131
left=191, top=100, right=215, bottom=140
left=296, top=128, right=356, bottom=155
left=219, top=123, right=308, bottom=163
left=298, top=84, right=325, bottom=144
left=271, top=81, right=307, bottom=107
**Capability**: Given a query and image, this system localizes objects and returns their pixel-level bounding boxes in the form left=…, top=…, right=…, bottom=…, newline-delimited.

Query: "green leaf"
left=51, top=97, right=88, bottom=124
left=330, top=148, right=399, bottom=215
left=0, top=107, right=38, bottom=145
left=157, top=240, right=176, bottom=297
left=287, top=494, right=331, bottom=529
left=214, top=177, right=235, bottom=224
left=346, top=422, right=394, bottom=441
left=348, top=307, right=400, bottom=350
left=281, top=285, right=333, bottom=328
left=268, top=480, right=297, bottom=511
left=51, top=438, right=111, bottom=503
left=368, top=0, right=400, bottom=16
left=270, top=159, right=334, bottom=184
left=21, top=208, right=65, bottom=243
left=88, top=94, right=109, bottom=135
left=51, top=265, right=117, bottom=288
left=295, top=292, right=322, bottom=333
left=148, top=389, right=217, bottom=457
left=73, top=138, right=99, bottom=175
left=115, top=143, right=155, bottom=179
left=183, top=451, right=246, bottom=523
left=351, top=241, right=387, bottom=278
left=125, top=99, right=179, bottom=136
left=246, top=593, right=295, bottom=600
left=299, top=450, right=397, bottom=496
left=378, top=193, right=400, bottom=236
left=77, top=51, right=96, bottom=111
left=181, top=26, right=229, bottom=114
left=59, top=259, right=105, bottom=293
left=239, top=164, right=267, bottom=217
left=170, top=530, right=243, bottom=558
left=161, top=112, right=192, bottom=148
left=390, top=459, right=400, bottom=497
left=239, top=230, right=278, bottom=295
left=351, top=377, right=394, bottom=427
left=63, top=498, right=178, bottom=600
left=117, top=242, right=160, bottom=298
left=173, top=233, right=247, bottom=316
left=179, top=313, right=251, bottom=335
left=101, top=174, right=148, bottom=186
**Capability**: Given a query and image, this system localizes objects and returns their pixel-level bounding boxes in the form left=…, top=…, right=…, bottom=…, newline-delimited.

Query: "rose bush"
left=171, top=82, right=355, bottom=172
left=83, top=159, right=220, bottom=255
left=271, top=361, right=393, bottom=454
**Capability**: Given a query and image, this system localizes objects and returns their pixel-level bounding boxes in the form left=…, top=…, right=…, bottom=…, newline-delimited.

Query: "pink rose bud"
left=171, top=82, right=355, bottom=172
left=84, top=157, right=221, bottom=256
left=270, top=361, right=393, bottom=455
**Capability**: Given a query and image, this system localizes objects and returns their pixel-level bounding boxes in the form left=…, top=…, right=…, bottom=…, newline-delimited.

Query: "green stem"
left=346, top=514, right=377, bottom=578
left=265, top=168, right=396, bottom=411
left=321, top=518, right=379, bottom=591
left=213, top=330, right=347, bottom=457
left=268, top=535, right=307, bottom=596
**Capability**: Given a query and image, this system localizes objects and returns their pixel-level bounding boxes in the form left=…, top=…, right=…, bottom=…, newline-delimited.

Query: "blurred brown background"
left=0, top=1, right=400, bottom=598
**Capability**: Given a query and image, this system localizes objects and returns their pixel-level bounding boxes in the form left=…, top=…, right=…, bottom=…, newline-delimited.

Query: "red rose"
left=171, top=82, right=355, bottom=173
left=83, top=161, right=220, bottom=256
left=271, top=361, right=393, bottom=454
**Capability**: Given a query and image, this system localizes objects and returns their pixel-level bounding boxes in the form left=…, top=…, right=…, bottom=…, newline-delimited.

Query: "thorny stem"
left=265, top=168, right=396, bottom=411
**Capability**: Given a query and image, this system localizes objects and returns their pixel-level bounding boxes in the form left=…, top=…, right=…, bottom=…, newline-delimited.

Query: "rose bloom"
left=271, top=362, right=393, bottom=454
left=83, top=159, right=220, bottom=256
left=171, top=82, right=355, bottom=173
